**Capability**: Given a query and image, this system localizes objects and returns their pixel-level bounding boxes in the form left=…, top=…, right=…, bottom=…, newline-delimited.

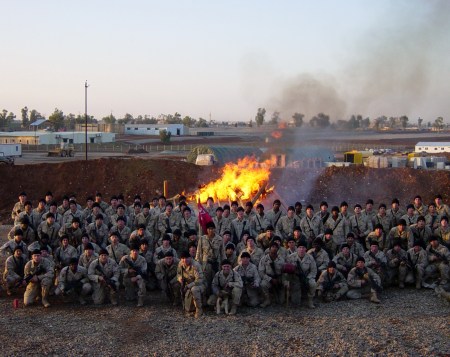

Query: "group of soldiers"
left=1, top=190, right=449, bottom=318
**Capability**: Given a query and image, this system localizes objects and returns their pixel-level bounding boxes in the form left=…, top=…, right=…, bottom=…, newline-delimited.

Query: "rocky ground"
left=0, top=226, right=449, bottom=356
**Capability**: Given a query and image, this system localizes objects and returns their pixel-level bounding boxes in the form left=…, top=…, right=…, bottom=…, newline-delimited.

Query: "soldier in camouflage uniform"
left=155, top=251, right=180, bottom=305
left=154, top=234, right=178, bottom=263
left=276, top=206, right=299, bottom=241
left=425, top=203, right=441, bottom=231
left=284, top=241, right=317, bottom=308
left=234, top=251, right=261, bottom=307
left=11, top=191, right=27, bottom=223
left=372, top=203, right=392, bottom=236
left=386, top=198, right=405, bottom=227
left=59, top=217, right=84, bottom=247
left=434, top=216, right=450, bottom=250
left=265, top=200, right=285, bottom=230
left=387, top=219, right=412, bottom=251
left=107, top=232, right=130, bottom=265
left=180, top=207, right=198, bottom=236
left=300, top=205, right=324, bottom=249
left=345, top=233, right=365, bottom=258
left=119, top=245, right=148, bottom=307
left=109, top=216, right=132, bottom=245
left=0, top=229, right=28, bottom=257
left=364, top=241, right=388, bottom=286
left=157, top=202, right=181, bottom=238
left=317, top=261, right=348, bottom=302
left=346, top=257, right=381, bottom=303
left=55, top=257, right=92, bottom=305
left=3, top=246, right=28, bottom=295
left=38, top=213, right=61, bottom=250
left=333, top=244, right=358, bottom=278
left=413, top=195, right=427, bottom=216
left=213, top=207, right=231, bottom=238
left=231, top=207, right=249, bottom=245
left=386, top=239, right=409, bottom=288
left=86, top=214, right=110, bottom=249
left=78, top=243, right=98, bottom=270
left=177, top=251, right=205, bottom=318
left=8, top=216, right=36, bottom=245
left=257, top=225, right=275, bottom=251
left=23, top=249, right=55, bottom=308
left=88, top=249, right=120, bottom=305
left=366, top=224, right=387, bottom=251
left=250, top=203, right=268, bottom=237
left=434, top=194, right=450, bottom=218
left=424, top=235, right=450, bottom=287
left=401, top=204, right=418, bottom=227
left=259, top=242, right=286, bottom=307
left=208, top=259, right=243, bottom=315
left=239, top=236, right=264, bottom=268
left=307, top=238, right=330, bottom=276
left=406, top=239, right=428, bottom=289
left=349, top=204, right=373, bottom=247
left=410, top=216, right=433, bottom=247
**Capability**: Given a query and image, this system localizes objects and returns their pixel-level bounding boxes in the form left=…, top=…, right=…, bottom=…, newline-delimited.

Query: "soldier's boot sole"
left=229, top=303, right=237, bottom=315
left=370, top=293, right=380, bottom=304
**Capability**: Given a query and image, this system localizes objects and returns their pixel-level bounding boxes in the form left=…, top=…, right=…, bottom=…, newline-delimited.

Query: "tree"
left=433, top=117, right=444, bottom=131
left=21, top=107, right=29, bottom=127
left=102, top=114, right=116, bottom=124
left=399, top=115, right=408, bottom=129
left=388, top=117, right=396, bottom=128
left=248, top=119, right=253, bottom=127
left=255, top=108, right=266, bottom=127
left=196, top=118, right=208, bottom=127
left=182, top=116, right=196, bottom=127
left=309, top=113, right=330, bottom=128
left=374, top=116, right=387, bottom=130
left=29, top=109, right=42, bottom=124
left=417, top=117, right=423, bottom=129
left=0, top=109, right=8, bottom=127
left=270, top=111, right=280, bottom=125
left=159, top=129, right=171, bottom=143
left=292, top=112, right=304, bottom=127
left=48, top=108, right=65, bottom=130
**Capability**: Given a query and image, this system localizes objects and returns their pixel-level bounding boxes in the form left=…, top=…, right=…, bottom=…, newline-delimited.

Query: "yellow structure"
left=344, top=150, right=373, bottom=164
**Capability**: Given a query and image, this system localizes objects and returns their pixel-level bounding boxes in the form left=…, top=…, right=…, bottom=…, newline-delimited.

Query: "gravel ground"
left=1, top=225, right=449, bottom=357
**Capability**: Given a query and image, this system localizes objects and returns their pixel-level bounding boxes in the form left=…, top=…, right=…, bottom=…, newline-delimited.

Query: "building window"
left=134, top=128, right=138, bottom=130
left=127, top=127, right=131, bottom=130
left=147, top=128, right=150, bottom=130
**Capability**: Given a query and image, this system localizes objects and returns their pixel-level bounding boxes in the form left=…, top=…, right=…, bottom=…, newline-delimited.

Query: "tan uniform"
left=386, top=248, right=408, bottom=286
left=177, top=260, right=205, bottom=312
left=250, top=214, right=268, bottom=237
left=364, top=250, right=388, bottom=283
left=208, top=270, right=243, bottom=307
left=134, top=212, right=153, bottom=231
left=259, top=253, right=286, bottom=305
left=401, top=213, right=418, bottom=227
left=23, top=259, right=55, bottom=306
left=387, top=227, right=413, bottom=251
left=324, top=215, right=349, bottom=249
left=256, top=232, right=273, bottom=251
left=410, top=225, right=433, bottom=246
left=78, top=252, right=99, bottom=270
left=181, top=215, right=198, bottom=236
left=11, top=201, right=25, bottom=221
left=155, top=258, right=180, bottom=303
left=372, top=214, right=392, bottom=235
left=56, top=265, right=91, bottom=301
left=8, top=225, right=36, bottom=245
left=425, top=244, right=450, bottom=285
left=276, top=216, right=299, bottom=241
left=213, top=216, right=232, bottom=237
left=62, top=210, right=84, bottom=228
left=386, top=208, right=405, bottom=227
left=238, top=247, right=264, bottom=268
left=107, top=243, right=130, bottom=265
left=3, top=255, right=28, bottom=289
left=119, top=254, right=147, bottom=301
left=88, top=257, right=120, bottom=304
left=317, top=270, right=348, bottom=301
left=58, top=225, right=84, bottom=247
left=231, top=218, right=249, bottom=245
left=426, top=214, right=441, bottom=231
left=265, top=209, right=285, bottom=229
left=366, top=232, right=387, bottom=251
left=435, top=203, right=450, bottom=217
left=332, top=252, right=358, bottom=277
left=37, top=221, right=61, bottom=249
left=154, top=246, right=178, bottom=264
left=346, top=266, right=381, bottom=299
left=86, top=222, right=110, bottom=249
left=234, top=262, right=261, bottom=307
left=196, top=234, right=224, bottom=291
left=307, top=248, right=330, bottom=273
left=349, top=214, right=373, bottom=244
left=300, top=215, right=324, bottom=248
left=157, top=212, right=181, bottom=236
left=54, top=245, right=78, bottom=268
left=434, top=226, right=450, bottom=249
left=109, top=226, right=132, bottom=245
left=0, top=240, right=28, bottom=257
left=406, top=247, right=428, bottom=288
left=284, top=253, right=317, bottom=305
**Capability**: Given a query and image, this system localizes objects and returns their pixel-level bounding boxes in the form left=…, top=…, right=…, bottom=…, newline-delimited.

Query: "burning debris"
left=191, top=156, right=273, bottom=205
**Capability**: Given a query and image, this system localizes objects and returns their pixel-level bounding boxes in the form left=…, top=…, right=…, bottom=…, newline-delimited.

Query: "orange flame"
left=198, top=156, right=271, bottom=203
left=271, top=130, right=283, bottom=139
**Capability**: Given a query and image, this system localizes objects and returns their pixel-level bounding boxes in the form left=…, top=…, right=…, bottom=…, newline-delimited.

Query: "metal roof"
left=30, top=119, right=47, bottom=126
left=416, top=142, right=450, bottom=146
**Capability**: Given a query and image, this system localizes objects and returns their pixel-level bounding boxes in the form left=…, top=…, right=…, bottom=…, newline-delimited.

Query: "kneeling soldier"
left=120, top=245, right=148, bottom=307
left=234, top=251, right=261, bottom=307
left=23, top=249, right=55, bottom=308
left=3, top=246, right=28, bottom=295
left=317, top=261, right=348, bottom=302
left=55, top=257, right=91, bottom=305
left=208, top=259, right=243, bottom=315
left=347, top=257, right=382, bottom=303
left=155, top=251, right=180, bottom=305
left=88, top=249, right=120, bottom=305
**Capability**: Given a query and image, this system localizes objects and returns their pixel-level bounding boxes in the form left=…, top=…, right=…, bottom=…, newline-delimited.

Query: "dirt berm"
left=1, top=158, right=449, bottom=223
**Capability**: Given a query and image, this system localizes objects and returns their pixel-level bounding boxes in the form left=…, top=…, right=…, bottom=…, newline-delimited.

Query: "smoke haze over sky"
left=1, top=0, right=449, bottom=122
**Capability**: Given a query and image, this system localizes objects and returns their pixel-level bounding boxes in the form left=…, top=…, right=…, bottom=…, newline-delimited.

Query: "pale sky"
left=1, top=0, right=449, bottom=123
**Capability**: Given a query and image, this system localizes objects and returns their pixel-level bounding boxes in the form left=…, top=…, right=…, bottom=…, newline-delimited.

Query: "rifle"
left=165, top=217, right=172, bottom=234
left=180, top=266, right=186, bottom=310
left=124, top=257, right=148, bottom=280
left=369, top=252, right=387, bottom=271
left=295, top=261, right=309, bottom=289
left=430, top=248, right=449, bottom=264
left=63, top=275, right=84, bottom=295
left=356, top=268, right=382, bottom=294
left=322, top=272, right=341, bottom=293
left=241, top=276, right=254, bottom=287
left=17, top=265, right=44, bottom=287
left=269, top=259, right=281, bottom=286
left=95, top=264, right=118, bottom=291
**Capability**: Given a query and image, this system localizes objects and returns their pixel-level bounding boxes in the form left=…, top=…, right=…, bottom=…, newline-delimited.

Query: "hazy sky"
left=1, top=0, right=449, bottom=123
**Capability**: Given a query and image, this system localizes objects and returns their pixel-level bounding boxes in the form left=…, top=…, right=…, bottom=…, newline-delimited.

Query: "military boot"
left=370, top=292, right=380, bottom=304
left=415, top=275, right=422, bottom=290
left=110, top=293, right=118, bottom=306
left=229, top=303, right=237, bottom=315
left=78, top=296, right=87, bottom=305
left=307, top=297, right=316, bottom=309
left=41, top=287, right=51, bottom=308
left=194, top=298, right=203, bottom=318
left=260, top=295, right=271, bottom=308
left=137, top=296, right=144, bottom=307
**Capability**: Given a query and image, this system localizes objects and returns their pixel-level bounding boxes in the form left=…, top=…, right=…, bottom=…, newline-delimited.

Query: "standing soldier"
left=413, top=195, right=427, bottom=216
left=265, top=200, right=284, bottom=229
left=364, top=241, right=388, bottom=286
left=410, top=216, right=433, bottom=247
left=244, top=202, right=256, bottom=221
left=315, top=201, right=330, bottom=226
left=231, top=207, right=249, bottom=245
left=23, top=249, right=55, bottom=308
left=300, top=205, right=324, bottom=249
left=276, top=206, right=299, bottom=242
left=425, top=203, right=441, bottom=231
left=424, top=236, right=449, bottom=287
left=88, top=249, right=120, bottom=305
left=349, top=204, right=373, bottom=248
left=284, top=241, right=317, bottom=308
left=294, top=201, right=305, bottom=221
left=366, top=224, right=387, bottom=251
left=55, top=257, right=91, bottom=305
left=259, top=242, right=286, bottom=308
left=134, top=202, right=153, bottom=231
left=155, top=251, right=180, bottom=305
left=119, top=245, right=148, bottom=307
left=42, top=201, right=64, bottom=227
left=107, top=232, right=130, bottom=265
left=234, top=251, right=261, bottom=307
left=372, top=203, right=392, bottom=236
left=387, top=219, right=412, bottom=251
left=157, top=202, right=181, bottom=238
left=196, top=222, right=224, bottom=294
left=208, top=259, right=243, bottom=315
left=94, top=192, right=110, bottom=213
left=213, top=207, right=231, bottom=237
left=11, top=191, right=27, bottom=223
left=250, top=203, right=268, bottom=237
left=317, top=261, right=348, bottom=302
left=401, top=204, right=418, bottom=226
left=177, top=251, right=205, bottom=318
left=333, top=244, right=358, bottom=278
left=307, top=238, right=330, bottom=276
left=346, top=257, right=382, bottom=303
left=37, top=213, right=61, bottom=250
left=406, top=239, right=428, bottom=289
left=387, top=198, right=405, bottom=227
left=62, top=200, right=84, bottom=228
left=86, top=214, right=110, bottom=249
left=362, top=199, right=377, bottom=222
left=325, top=206, right=348, bottom=253
left=434, top=194, right=450, bottom=218
left=17, top=201, right=38, bottom=228
left=3, top=246, right=28, bottom=295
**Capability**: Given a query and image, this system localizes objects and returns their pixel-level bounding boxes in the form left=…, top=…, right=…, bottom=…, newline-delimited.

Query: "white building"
left=0, top=131, right=115, bottom=145
left=124, top=124, right=188, bottom=136
left=415, top=142, right=450, bottom=153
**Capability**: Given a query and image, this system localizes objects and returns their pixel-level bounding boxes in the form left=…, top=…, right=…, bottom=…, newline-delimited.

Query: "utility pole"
left=85, top=80, right=89, bottom=161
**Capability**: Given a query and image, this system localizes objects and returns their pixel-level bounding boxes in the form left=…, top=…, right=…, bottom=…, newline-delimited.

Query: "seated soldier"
left=3, top=246, right=28, bottom=295
left=88, top=249, right=120, bottom=305
left=284, top=241, right=317, bottom=309
left=256, top=225, right=275, bottom=251
left=208, top=259, right=243, bottom=315
left=155, top=251, right=180, bottom=305
left=406, top=239, right=428, bottom=289
left=139, top=239, right=157, bottom=291
left=224, top=243, right=238, bottom=268
left=345, top=232, right=365, bottom=257
left=8, top=216, right=36, bottom=245
left=307, top=237, right=330, bottom=276
left=366, top=224, right=387, bottom=252
left=234, top=251, right=261, bottom=307
left=364, top=241, right=388, bottom=286
left=119, top=245, right=148, bottom=307
left=386, top=239, right=409, bottom=288
left=78, top=243, right=98, bottom=270
left=347, top=257, right=382, bottom=304
left=177, top=251, right=205, bottom=318
left=424, top=235, right=450, bottom=288
left=259, top=241, right=286, bottom=308
left=129, top=224, right=153, bottom=248
left=54, top=235, right=78, bottom=273
left=0, top=228, right=28, bottom=257
left=55, top=257, right=91, bottom=305
left=333, top=244, right=358, bottom=278
left=23, top=249, right=55, bottom=308
left=317, top=261, right=348, bottom=302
